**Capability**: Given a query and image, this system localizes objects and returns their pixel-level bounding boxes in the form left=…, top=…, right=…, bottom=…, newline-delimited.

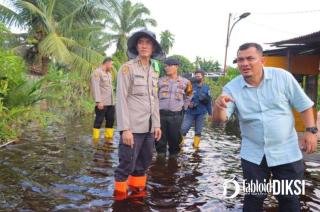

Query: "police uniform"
left=113, top=29, right=165, bottom=201
left=156, top=75, right=192, bottom=155
left=115, top=57, right=160, bottom=186
left=91, top=66, right=115, bottom=141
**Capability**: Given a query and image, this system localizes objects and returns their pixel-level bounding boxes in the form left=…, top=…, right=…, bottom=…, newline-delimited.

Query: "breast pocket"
left=175, top=88, right=184, bottom=100
left=101, top=77, right=111, bottom=87
left=159, top=85, right=169, bottom=99
left=265, top=94, right=288, bottom=110
left=132, top=77, right=147, bottom=96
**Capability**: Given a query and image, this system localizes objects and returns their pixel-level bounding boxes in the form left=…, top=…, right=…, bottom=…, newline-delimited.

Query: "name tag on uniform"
left=134, top=74, right=144, bottom=79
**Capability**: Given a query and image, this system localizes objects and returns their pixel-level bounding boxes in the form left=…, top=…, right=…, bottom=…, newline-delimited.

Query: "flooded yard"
left=0, top=117, right=319, bottom=211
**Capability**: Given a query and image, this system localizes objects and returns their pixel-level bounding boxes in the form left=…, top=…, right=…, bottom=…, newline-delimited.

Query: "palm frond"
left=47, top=0, right=56, bottom=19
left=0, top=4, right=25, bottom=28
left=60, top=36, right=103, bottom=64
left=67, top=25, right=103, bottom=39
left=16, top=0, right=53, bottom=32
left=68, top=52, right=99, bottom=75
left=58, top=1, right=98, bottom=34
left=38, top=32, right=71, bottom=64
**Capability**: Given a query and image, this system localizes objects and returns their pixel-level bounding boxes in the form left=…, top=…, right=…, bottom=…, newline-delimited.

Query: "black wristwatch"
left=305, top=127, right=318, bottom=134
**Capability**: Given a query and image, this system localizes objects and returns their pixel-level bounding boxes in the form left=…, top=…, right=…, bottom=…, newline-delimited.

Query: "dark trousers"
left=93, top=105, right=115, bottom=128
left=181, top=113, right=205, bottom=136
left=115, top=132, right=155, bottom=181
left=241, top=156, right=304, bottom=212
left=155, top=110, right=183, bottom=155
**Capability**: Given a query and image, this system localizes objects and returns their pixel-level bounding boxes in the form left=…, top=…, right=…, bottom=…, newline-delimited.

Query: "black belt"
left=160, top=110, right=183, bottom=116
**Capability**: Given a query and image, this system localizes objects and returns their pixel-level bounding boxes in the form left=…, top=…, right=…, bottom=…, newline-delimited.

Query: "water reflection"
left=0, top=118, right=319, bottom=211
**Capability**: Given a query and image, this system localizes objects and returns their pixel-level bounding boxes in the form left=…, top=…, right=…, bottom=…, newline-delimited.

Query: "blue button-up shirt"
left=223, top=67, right=314, bottom=167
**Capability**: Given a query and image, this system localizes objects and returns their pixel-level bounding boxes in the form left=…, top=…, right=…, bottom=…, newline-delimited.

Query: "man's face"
left=236, top=47, right=264, bottom=79
left=102, top=61, right=113, bottom=71
left=136, top=37, right=154, bottom=58
left=165, top=64, right=178, bottom=76
left=195, top=73, right=203, bottom=82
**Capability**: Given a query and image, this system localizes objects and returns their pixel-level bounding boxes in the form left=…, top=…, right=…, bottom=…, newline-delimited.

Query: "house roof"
left=269, top=30, right=320, bottom=46
left=264, top=30, right=320, bottom=56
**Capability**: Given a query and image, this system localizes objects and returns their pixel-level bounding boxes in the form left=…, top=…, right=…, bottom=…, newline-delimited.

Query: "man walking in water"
left=114, top=29, right=164, bottom=200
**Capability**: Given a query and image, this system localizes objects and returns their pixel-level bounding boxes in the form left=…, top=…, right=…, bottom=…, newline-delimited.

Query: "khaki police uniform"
left=115, top=57, right=160, bottom=181
left=156, top=76, right=192, bottom=155
left=91, top=67, right=115, bottom=129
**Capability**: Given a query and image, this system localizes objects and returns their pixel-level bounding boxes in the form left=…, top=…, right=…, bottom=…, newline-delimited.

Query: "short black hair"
left=102, top=57, right=112, bottom=64
left=238, top=43, right=263, bottom=55
left=195, top=69, right=205, bottom=76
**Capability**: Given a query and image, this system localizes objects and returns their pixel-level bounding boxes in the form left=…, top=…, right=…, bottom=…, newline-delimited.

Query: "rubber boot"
left=127, top=175, right=147, bottom=198
left=104, top=128, right=114, bottom=141
left=92, top=128, right=100, bottom=146
left=193, top=135, right=201, bottom=148
left=92, top=128, right=100, bottom=139
left=114, top=181, right=128, bottom=201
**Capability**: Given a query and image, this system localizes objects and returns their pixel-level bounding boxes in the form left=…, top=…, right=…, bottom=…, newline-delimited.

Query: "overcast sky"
left=132, top=0, right=320, bottom=66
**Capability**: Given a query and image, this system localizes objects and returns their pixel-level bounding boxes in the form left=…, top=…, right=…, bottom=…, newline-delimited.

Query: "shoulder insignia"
left=122, top=65, right=129, bottom=75
left=185, top=81, right=193, bottom=96
left=94, top=71, right=99, bottom=79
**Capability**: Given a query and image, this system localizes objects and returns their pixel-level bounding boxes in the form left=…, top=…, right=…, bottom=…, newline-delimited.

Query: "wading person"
left=114, top=29, right=164, bottom=200
left=156, top=57, right=192, bottom=157
left=91, top=57, right=115, bottom=142
left=181, top=69, right=212, bottom=148
left=213, top=42, right=317, bottom=211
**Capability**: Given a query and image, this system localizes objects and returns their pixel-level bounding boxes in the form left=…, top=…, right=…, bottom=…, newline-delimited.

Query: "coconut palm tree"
left=0, top=0, right=108, bottom=75
left=160, top=30, right=175, bottom=55
left=103, top=0, right=157, bottom=56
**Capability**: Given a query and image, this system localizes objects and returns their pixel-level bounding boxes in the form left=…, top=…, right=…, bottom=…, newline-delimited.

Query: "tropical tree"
left=194, top=56, right=221, bottom=72
left=103, top=0, right=157, bottom=57
left=0, top=24, right=60, bottom=142
left=169, top=54, right=195, bottom=74
left=0, top=0, right=107, bottom=75
left=160, top=30, right=174, bottom=55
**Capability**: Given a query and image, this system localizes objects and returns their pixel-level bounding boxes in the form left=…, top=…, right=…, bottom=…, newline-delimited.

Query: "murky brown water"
left=0, top=117, right=319, bottom=211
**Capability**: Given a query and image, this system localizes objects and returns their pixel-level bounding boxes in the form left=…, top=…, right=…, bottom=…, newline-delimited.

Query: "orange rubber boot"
left=127, top=175, right=147, bottom=198
left=114, top=181, right=128, bottom=201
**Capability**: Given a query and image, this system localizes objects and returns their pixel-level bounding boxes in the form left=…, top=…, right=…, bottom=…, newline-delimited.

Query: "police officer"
left=156, top=57, right=192, bottom=157
left=181, top=69, right=212, bottom=148
left=114, top=29, right=165, bottom=200
left=91, top=57, right=115, bottom=142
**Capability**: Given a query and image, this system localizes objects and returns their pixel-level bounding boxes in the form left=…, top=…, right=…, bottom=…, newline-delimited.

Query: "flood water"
left=0, top=117, right=319, bottom=211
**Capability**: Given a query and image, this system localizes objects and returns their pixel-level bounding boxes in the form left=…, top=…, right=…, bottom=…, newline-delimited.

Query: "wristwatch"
left=306, top=127, right=318, bottom=134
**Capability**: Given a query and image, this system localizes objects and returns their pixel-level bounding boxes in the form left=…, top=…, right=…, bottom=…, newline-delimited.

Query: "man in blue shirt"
left=181, top=69, right=212, bottom=148
left=213, top=43, right=317, bottom=211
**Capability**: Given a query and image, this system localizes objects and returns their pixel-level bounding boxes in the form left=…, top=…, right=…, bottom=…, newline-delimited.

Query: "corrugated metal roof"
left=270, top=30, right=320, bottom=46
left=264, top=45, right=320, bottom=56
left=264, top=30, right=320, bottom=56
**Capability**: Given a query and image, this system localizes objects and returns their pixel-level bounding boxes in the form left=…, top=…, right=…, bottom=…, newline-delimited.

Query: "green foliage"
left=194, top=56, right=221, bottom=72
left=47, top=65, right=94, bottom=116
left=0, top=45, right=60, bottom=143
left=0, top=0, right=105, bottom=75
left=206, top=67, right=240, bottom=99
left=169, top=54, right=195, bottom=74
left=112, top=50, right=128, bottom=70
left=103, top=0, right=157, bottom=54
left=160, top=30, right=175, bottom=55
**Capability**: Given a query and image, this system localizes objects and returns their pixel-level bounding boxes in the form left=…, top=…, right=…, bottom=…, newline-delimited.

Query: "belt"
left=160, top=110, right=183, bottom=116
